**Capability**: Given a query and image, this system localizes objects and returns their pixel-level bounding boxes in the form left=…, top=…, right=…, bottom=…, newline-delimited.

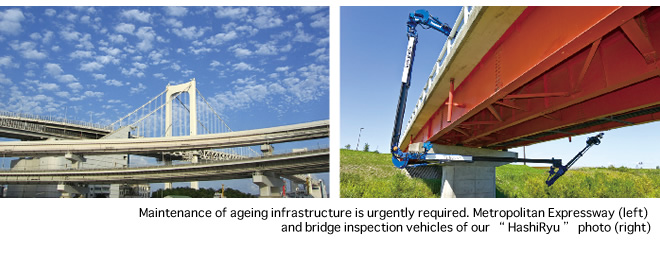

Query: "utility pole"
left=356, top=127, right=364, bottom=151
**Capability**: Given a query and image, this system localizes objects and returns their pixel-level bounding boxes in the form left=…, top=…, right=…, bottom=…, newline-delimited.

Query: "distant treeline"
left=151, top=187, right=257, bottom=198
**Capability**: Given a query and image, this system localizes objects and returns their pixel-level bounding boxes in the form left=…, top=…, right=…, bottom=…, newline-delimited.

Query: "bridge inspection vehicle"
left=390, top=9, right=604, bottom=186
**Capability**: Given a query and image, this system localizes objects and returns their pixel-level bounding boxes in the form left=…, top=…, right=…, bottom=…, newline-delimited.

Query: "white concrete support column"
left=252, top=172, right=284, bottom=197
left=440, top=165, right=496, bottom=198
left=164, top=158, right=173, bottom=190
left=409, top=143, right=517, bottom=198
left=191, top=154, right=199, bottom=190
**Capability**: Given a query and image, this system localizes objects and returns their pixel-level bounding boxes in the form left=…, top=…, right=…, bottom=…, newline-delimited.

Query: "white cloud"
left=84, top=90, right=104, bottom=98
left=59, top=26, right=81, bottom=41
left=232, top=62, right=254, bottom=71
left=57, top=74, right=77, bottom=83
left=80, top=15, right=91, bottom=24
left=212, top=63, right=328, bottom=113
left=44, top=63, right=78, bottom=83
left=105, top=79, right=124, bottom=86
left=0, top=8, right=25, bottom=35
left=114, top=23, right=135, bottom=34
left=135, top=26, right=156, bottom=51
left=121, top=62, right=147, bottom=77
left=121, top=9, right=151, bottom=23
left=96, top=55, right=120, bottom=65
left=164, top=7, right=188, bottom=17
left=173, top=26, right=207, bottom=40
left=0, top=56, right=15, bottom=68
left=76, top=33, right=94, bottom=50
left=205, top=31, right=237, bottom=45
left=148, top=49, right=167, bottom=64
left=70, top=50, right=93, bottom=59
left=45, top=63, right=64, bottom=76
left=0, top=88, right=60, bottom=114
left=64, top=11, right=78, bottom=22
left=309, top=47, right=328, bottom=62
left=132, top=62, right=147, bottom=70
left=300, top=7, right=322, bottom=14
left=165, top=18, right=182, bottom=28
left=92, top=73, right=106, bottom=80
left=37, top=81, right=59, bottom=91
left=210, top=60, right=222, bottom=67
left=293, top=26, right=314, bottom=42
left=130, top=83, right=146, bottom=94
left=252, top=7, right=283, bottom=29
left=153, top=73, right=166, bottom=80
left=280, top=44, right=292, bottom=52
left=317, top=37, right=329, bottom=46
left=55, top=91, right=70, bottom=98
left=189, top=46, right=212, bottom=55
left=30, top=32, right=41, bottom=40
left=44, top=9, right=56, bottom=17
left=255, top=42, right=278, bottom=55
left=229, top=44, right=252, bottom=58
left=42, top=31, right=54, bottom=43
left=310, top=12, right=329, bottom=28
left=10, top=41, right=47, bottom=59
left=108, top=99, right=121, bottom=104
left=109, top=34, right=126, bottom=44
left=67, top=82, right=83, bottom=91
left=80, top=61, right=104, bottom=71
left=101, top=46, right=121, bottom=56
left=222, top=23, right=259, bottom=36
left=215, top=7, right=248, bottom=19
left=0, top=73, right=12, bottom=85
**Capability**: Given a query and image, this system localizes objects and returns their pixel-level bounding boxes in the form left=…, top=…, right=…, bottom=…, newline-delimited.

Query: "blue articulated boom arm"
left=407, top=9, right=452, bottom=37
left=391, top=9, right=451, bottom=169
left=545, top=133, right=604, bottom=186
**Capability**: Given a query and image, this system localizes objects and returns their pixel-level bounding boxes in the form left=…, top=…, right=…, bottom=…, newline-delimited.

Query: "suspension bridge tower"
left=164, top=78, right=199, bottom=190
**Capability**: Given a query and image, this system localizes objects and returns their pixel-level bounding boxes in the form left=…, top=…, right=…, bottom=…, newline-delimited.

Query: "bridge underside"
left=403, top=6, right=660, bottom=151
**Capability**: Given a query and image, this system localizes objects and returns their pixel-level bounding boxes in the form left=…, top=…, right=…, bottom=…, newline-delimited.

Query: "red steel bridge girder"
left=409, top=6, right=659, bottom=150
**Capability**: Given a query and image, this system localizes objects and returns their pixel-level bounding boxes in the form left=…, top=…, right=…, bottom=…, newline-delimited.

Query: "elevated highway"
left=0, top=111, right=112, bottom=140
left=0, top=149, right=329, bottom=185
left=401, top=6, right=660, bottom=151
left=0, top=120, right=329, bottom=157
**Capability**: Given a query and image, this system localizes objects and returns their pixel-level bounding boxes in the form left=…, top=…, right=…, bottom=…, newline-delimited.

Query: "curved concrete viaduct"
left=0, top=149, right=329, bottom=185
left=0, top=120, right=329, bottom=157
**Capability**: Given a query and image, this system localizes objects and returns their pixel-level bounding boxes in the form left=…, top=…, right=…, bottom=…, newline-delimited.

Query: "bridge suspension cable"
left=103, top=80, right=260, bottom=159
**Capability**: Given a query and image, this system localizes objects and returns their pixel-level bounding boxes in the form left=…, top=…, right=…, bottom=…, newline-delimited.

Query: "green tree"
left=363, top=143, right=370, bottom=152
left=151, top=187, right=257, bottom=198
left=344, top=144, right=351, bottom=150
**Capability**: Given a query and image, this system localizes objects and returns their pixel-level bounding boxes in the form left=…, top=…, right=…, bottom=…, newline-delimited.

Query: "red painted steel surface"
left=407, top=6, right=660, bottom=150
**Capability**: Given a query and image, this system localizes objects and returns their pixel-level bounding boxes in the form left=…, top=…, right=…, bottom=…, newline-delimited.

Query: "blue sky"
left=0, top=6, right=329, bottom=195
left=341, top=6, right=660, bottom=169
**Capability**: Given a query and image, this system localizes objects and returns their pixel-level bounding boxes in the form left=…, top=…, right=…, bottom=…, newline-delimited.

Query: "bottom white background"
left=0, top=198, right=656, bottom=275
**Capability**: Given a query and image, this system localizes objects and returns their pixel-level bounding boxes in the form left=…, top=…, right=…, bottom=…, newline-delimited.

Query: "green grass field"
left=340, top=149, right=439, bottom=197
left=340, top=149, right=660, bottom=198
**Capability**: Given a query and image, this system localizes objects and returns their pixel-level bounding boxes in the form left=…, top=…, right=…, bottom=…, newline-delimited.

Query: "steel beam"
left=404, top=6, right=659, bottom=150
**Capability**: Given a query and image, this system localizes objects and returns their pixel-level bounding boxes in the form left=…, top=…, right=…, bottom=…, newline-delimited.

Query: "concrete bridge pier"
left=407, top=143, right=516, bottom=198
left=252, top=172, right=284, bottom=197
